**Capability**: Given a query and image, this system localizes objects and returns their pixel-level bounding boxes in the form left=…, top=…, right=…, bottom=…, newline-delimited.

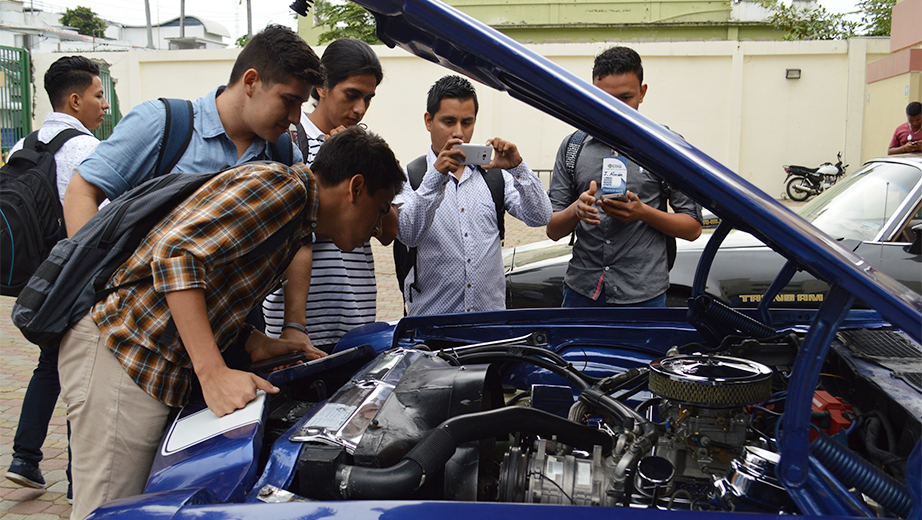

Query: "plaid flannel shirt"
left=92, top=162, right=318, bottom=407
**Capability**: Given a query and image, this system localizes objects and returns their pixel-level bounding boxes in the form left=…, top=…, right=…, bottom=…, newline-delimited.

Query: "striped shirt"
left=264, top=113, right=377, bottom=349
left=92, top=162, right=318, bottom=407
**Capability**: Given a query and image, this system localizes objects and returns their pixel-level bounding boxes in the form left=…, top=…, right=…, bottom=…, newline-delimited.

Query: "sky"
left=29, top=0, right=299, bottom=43
left=29, top=0, right=862, bottom=45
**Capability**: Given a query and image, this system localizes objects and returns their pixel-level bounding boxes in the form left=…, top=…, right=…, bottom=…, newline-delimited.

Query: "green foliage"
left=236, top=34, right=251, bottom=48
left=312, top=0, right=380, bottom=45
left=758, top=0, right=856, bottom=40
left=60, top=6, right=107, bottom=38
left=857, top=0, right=895, bottom=36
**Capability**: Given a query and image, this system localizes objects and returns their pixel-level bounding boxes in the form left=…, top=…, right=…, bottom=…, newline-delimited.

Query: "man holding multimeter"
left=546, top=46, right=702, bottom=308
left=394, top=75, right=552, bottom=316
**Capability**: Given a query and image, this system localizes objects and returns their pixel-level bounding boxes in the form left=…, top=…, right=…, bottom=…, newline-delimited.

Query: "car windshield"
left=798, top=162, right=922, bottom=241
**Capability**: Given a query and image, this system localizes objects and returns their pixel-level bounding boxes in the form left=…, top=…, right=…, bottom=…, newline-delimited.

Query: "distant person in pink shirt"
left=888, top=101, right=922, bottom=155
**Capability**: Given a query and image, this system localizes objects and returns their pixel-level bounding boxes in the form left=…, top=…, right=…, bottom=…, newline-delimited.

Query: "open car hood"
left=354, top=0, right=921, bottom=341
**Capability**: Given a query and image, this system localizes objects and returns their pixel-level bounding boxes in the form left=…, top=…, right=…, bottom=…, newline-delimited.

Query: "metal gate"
left=92, top=64, right=121, bottom=141
left=0, top=45, right=31, bottom=161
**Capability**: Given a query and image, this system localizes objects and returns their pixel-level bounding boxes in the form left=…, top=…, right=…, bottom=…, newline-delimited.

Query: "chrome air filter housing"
left=648, top=355, right=772, bottom=407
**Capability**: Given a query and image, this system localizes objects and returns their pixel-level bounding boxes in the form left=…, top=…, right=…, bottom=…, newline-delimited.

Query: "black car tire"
left=785, top=175, right=811, bottom=202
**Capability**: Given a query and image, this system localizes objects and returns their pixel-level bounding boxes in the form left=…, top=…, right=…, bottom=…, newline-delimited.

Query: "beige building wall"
left=863, top=72, right=922, bottom=160
left=31, top=38, right=890, bottom=196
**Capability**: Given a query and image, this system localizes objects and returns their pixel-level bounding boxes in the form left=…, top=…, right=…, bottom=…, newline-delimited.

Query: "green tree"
left=60, top=6, right=107, bottom=38
left=312, top=0, right=380, bottom=45
left=857, top=0, right=895, bottom=36
left=235, top=34, right=251, bottom=48
left=759, top=0, right=856, bottom=40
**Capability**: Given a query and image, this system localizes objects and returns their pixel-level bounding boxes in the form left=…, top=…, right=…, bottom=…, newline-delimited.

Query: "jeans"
left=12, top=346, right=72, bottom=482
left=561, top=283, right=667, bottom=308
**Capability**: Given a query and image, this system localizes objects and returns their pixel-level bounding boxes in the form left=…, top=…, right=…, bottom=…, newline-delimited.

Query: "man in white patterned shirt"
left=5, top=56, right=108, bottom=499
left=395, top=75, right=552, bottom=316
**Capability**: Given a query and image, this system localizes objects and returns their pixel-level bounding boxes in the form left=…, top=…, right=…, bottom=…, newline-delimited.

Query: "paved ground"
left=0, top=217, right=548, bottom=519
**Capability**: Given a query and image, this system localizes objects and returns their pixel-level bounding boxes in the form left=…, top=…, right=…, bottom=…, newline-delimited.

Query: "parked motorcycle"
left=783, top=152, right=848, bottom=201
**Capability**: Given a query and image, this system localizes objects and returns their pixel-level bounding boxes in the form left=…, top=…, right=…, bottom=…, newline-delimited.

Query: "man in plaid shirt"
left=57, top=127, right=404, bottom=519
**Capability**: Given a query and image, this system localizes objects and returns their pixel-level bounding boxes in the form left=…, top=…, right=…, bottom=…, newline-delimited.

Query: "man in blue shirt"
left=63, top=24, right=323, bottom=235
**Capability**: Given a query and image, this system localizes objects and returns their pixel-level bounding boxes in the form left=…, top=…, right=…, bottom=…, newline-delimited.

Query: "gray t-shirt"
left=548, top=133, right=702, bottom=304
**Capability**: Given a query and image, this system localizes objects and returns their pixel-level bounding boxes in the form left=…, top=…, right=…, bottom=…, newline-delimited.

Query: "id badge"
left=601, top=156, right=627, bottom=200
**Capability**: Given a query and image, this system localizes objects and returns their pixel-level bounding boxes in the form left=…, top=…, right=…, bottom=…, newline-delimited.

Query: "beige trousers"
left=57, top=313, right=171, bottom=520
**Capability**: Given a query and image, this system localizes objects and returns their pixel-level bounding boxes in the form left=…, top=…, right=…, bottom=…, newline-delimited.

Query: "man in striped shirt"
left=57, top=127, right=404, bottom=519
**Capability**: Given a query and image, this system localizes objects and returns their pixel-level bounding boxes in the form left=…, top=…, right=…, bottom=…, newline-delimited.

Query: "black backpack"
left=0, top=129, right=86, bottom=296
left=12, top=165, right=303, bottom=347
left=564, top=130, right=676, bottom=270
left=393, top=155, right=505, bottom=311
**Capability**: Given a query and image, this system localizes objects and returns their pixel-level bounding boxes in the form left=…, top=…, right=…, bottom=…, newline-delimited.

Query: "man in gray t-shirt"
left=546, top=47, right=702, bottom=307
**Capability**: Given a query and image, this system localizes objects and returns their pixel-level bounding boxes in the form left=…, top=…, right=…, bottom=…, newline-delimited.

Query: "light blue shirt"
left=395, top=148, right=552, bottom=316
left=78, top=87, right=302, bottom=199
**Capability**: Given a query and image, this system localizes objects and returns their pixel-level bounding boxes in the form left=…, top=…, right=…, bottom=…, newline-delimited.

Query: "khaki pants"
left=58, top=313, right=171, bottom=520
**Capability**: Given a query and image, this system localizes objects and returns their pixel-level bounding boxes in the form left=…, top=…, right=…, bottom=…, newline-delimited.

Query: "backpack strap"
left=13, top=129, right=85, bottom=164
left=479, top=167, right=506, bottom=243
left=405, top=155, right=427, bottom=190
left=658, top=177, right=677, bottom=271
left=155, top=98, right=194, bottom=177
left=565, top=130, right=588, bottom=246
left=394, top=155, right=428, bottom=311
left=44, top=128, right=87, bottom=154
left=269, top=132, right=294, bottom=166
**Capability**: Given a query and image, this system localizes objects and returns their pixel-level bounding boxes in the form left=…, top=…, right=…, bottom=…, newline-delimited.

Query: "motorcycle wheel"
left=785, top=176, right=811, bottom=201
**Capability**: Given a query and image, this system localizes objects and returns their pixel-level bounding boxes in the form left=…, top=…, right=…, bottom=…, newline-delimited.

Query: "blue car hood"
left=352, top=0, right=921, bottom=341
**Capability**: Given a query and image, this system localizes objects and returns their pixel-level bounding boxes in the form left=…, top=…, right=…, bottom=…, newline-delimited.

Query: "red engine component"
left=810, top=390, right=852, bottom=440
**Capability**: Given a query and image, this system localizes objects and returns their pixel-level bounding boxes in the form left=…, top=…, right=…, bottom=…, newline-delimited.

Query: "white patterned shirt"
left=263, top=111, right=377, bottom=349
left=395, top=147, right=552, bottom=316
left=9, top=112, right=99, bottom=203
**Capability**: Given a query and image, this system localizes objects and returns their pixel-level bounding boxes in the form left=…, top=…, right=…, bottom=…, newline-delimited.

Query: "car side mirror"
left=909, top=223, right=922, bottom=255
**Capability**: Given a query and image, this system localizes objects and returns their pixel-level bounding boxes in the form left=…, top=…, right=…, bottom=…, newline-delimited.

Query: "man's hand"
left=246, top=327, right=327, bottom=363
left=576, top=180, right=602, bottom=225
left=484, top=137, right=522, bottom=170
left=434, top=138, right=465, bottom=174
left=197, top=364, right=278, bottom=417
left=599, top=191, right=647, bottom=222
left=328, top=125, right=349, bottom=137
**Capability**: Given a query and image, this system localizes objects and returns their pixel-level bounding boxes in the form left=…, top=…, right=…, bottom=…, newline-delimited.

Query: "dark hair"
left=593, top=46, right=643, bottom=84
left=44, top=56, right=100, bottom=110
left=426, top=75, right=478, bottom=117
left=229, top=24, right=324, bottom=88
left=908, top=102, right=922, bottom=117
left=311, top=126, right=404, bottom=196
left=311, top=38, right=383, bottom=102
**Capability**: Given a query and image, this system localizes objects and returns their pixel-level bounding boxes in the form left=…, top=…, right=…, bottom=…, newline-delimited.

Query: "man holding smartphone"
left=888, top=102, right=922, bottom=155
left=394, top=75, right=551, bottom=316
left=546, top=46, right=702, bottom=308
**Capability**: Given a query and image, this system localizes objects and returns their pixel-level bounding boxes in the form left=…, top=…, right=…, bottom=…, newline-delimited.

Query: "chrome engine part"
left=649, top=355, right=772, bottom=478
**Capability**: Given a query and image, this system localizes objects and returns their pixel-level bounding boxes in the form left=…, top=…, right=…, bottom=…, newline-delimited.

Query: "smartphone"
left=452, top=143, right=493, bottom=165
left=602, top=192, right=629, bottom=202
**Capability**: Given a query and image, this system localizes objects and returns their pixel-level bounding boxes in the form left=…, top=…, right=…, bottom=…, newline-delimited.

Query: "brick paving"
left=0, top=217, right=549, bottom=519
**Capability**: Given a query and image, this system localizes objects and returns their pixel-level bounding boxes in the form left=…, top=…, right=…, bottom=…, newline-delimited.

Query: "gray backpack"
left=13, top=167, right=304, bottom=348
left=12, top=171, right=223, bottom=347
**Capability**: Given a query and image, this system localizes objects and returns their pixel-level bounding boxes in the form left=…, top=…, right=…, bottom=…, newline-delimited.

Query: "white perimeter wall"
left=32, top=37, right=898, bottom=197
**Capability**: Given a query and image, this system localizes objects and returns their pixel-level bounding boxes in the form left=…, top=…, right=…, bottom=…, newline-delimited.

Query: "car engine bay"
left=251, top=326, right=919, bottom=518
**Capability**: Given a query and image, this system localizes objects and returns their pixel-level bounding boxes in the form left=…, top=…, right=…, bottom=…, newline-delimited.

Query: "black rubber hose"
left=456, top=352, right=593, bottom=390
left=337, top=407, right=613, bottom=499
left=700, top=295, right=777, bottom=338
left=459, top=343, right=571, bottom=367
